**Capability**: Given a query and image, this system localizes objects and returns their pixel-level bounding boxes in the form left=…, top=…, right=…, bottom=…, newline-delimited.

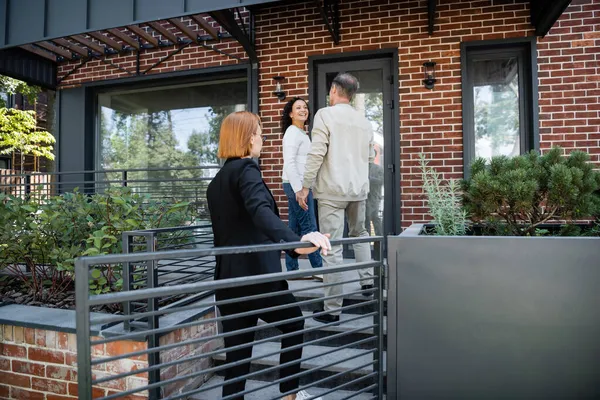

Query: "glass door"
left=314, top=58, right=395, bottom=258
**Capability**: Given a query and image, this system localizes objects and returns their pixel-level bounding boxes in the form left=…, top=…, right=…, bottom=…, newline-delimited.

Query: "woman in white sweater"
left=281, top=98, right=323, bottom=274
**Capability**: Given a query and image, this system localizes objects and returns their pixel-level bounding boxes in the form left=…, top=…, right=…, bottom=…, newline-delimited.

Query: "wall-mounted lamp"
left=273, top=76, right=286, bottom=100
left=422, top=61, right=437, bottom=90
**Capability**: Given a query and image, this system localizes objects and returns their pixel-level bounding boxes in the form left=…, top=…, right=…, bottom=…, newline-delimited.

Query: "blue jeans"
left=283, top=183, right=323, bottom=271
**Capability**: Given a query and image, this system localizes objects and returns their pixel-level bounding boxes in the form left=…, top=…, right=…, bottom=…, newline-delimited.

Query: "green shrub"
left=0, top=187, right=196, bottom=297
left=462, top=147, right=600, bottom=236
left=418, top=154, right=468, bottom=236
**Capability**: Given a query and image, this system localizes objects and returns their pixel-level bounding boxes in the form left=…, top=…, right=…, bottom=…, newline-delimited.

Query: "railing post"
left=122, top=170, right=128, bottom=187
left=374, top=238, right=385, bottom=400
left=146, top=231, right=161, bottom=400
left=122, top=232, right=132, bottom=331
left=24, top=174, right=31, bottom=200
left=75, top=258, right=93, bottom=400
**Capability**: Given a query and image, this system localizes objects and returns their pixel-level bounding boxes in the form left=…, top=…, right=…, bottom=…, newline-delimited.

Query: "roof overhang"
left=0, top=0, right=280, bottom=50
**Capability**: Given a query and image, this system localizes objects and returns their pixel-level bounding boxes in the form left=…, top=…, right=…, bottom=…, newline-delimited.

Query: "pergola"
left=0, top=0, right=571, bottom=89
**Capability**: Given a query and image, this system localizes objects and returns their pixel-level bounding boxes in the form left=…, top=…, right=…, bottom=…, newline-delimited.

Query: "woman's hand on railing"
left=296, top=232, right=332, bottom=256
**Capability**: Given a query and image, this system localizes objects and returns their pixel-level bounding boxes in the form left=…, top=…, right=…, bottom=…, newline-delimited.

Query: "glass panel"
left=97, top=79, right=247, bottom=202
left=325, top=70, right=384, bottom=249
left=0, top=158, right=9, bottom=169
left=472, top=57, right=520, bottom=160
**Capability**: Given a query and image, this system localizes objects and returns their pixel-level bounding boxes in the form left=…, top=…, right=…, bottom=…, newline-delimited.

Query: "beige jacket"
left=302, top=103, right=375, bottom=201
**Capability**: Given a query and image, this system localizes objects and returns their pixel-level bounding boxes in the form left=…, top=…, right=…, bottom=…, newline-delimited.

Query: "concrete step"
left=190, top=375, right=379, bottom=400
left=213, top=342, right=385, bottom=391
left=255, top=312, right=387, bottom=350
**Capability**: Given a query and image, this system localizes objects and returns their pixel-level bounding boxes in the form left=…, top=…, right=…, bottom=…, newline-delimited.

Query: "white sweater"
left=281, top=125, right=311, bottom=193
left=303, top=103, right=374, bottom=201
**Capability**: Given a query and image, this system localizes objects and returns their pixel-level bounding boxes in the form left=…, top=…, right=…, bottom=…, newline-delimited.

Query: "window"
left=0, top=157, right=10, bottom=169
left=97, top=78, right=247, bottom=173
left=461, top=38, right=538, bottom=175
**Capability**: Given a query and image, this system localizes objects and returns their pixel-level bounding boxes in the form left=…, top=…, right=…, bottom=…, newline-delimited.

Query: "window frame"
left=0, top=157, right=10, bottom=169
left=461, top=37, right=539, bottom=177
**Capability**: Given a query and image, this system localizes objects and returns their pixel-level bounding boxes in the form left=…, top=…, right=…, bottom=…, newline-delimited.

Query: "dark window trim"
left=461, top=37, right=539, bottom=177
left=0, top=156, right=11, bottom=169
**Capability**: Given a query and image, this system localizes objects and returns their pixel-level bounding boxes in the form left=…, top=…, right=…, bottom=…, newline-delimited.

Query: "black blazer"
left=207, top=158, right=300, bottom=284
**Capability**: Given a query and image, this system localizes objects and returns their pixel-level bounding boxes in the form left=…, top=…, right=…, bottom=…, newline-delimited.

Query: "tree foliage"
left=0, top=75, right=40, bottom=107
left=0, top=108, right=55, bottom=172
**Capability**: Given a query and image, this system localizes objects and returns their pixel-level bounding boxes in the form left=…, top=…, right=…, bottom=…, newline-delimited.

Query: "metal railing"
left=121, top=224, right=215, bottom=329
left=76, top=237, right=384, bottom=400
left=0, top=166, right=219, bottom=213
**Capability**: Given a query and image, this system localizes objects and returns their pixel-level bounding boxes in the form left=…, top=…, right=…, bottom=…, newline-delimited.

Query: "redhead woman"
left=206, top=111, right=330, bottom=400
left=281, top=98, right=323, bottom=276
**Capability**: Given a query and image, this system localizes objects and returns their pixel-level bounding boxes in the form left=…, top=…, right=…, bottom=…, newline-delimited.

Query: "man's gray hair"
left=332, top=73, right=359, bottom=100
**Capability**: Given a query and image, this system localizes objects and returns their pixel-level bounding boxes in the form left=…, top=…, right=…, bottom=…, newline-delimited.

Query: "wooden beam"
left=71, top=35, right=106, bottom=54
left=191, top=15, right=219, bottom=41
left=127, top=25, right=159, bottom=46
left=53, top=38, right=89, bottom=57
left=19, top=45, right=57, bottom=62
left=107, top=29, right=140, bottom=50
left=168, top=18, right=200, bottom=42
left=36, top=41, right=74, bottom=59
left=147, top=21, right=179, bottom=44
left=88, top=32, right=124, bottom=51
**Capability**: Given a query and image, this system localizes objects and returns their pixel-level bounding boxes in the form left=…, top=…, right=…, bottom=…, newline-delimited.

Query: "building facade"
left=1, top=0, right=597, bottom=231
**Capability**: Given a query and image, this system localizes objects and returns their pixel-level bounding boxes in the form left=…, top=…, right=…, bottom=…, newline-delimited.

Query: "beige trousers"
left=317, top=199, right=374, bottom=315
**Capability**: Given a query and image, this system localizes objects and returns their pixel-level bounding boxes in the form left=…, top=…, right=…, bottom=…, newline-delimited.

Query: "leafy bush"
left=418, top=154, right=468, bottom=235
left=462, top=148, right=600, bottom=236
left=0, top=187, right=195, bottom=297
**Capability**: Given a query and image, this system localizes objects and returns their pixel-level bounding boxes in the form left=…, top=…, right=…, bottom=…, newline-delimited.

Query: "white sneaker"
left=293, top=390, right=323, bottom=400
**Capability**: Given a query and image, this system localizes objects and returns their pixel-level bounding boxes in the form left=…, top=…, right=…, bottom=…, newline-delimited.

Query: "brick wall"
left=0, top=314, right=221, bottom=399
left=55, top=0, right=600, bottom=227
left=255, top=0, right=599, bottom=226
left=159, top=312, right=222, bottom=398
left=0, top=324, right=147, bottom=399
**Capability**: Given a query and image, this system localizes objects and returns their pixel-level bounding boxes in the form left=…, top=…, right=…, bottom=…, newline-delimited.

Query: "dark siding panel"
left=6, top=0, right=45, bottom=45
left=46, top=0, right=88, bottom=38
left=0, top=48, right=56, bottom=88
left=88, top=0, right=134, bottom=30
left=58, top=87, right=87, bottom=173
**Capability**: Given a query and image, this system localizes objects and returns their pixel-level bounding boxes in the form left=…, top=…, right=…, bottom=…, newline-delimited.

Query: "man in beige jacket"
left=297, top=73, right=375, bottom=323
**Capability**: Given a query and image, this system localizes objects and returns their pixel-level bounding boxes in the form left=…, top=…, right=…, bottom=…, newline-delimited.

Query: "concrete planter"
left=387, top=224, right=600, bottom=400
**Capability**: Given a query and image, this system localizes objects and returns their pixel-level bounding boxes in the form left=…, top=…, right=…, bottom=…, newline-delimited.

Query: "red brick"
left=9, top=388, right=44, bottom=400
left=32, top=377, right=68, bottom=394
left=0, top=371, right=30, bottom=388
left=67, top=383, right=105, bottom=398
left=57, top=333, right=69, bottom=351
left=0, top=359, right=9, bottom=371
left=28, top=348, right=65, bottom=365
left=0, top=344, right=26, bottom=358
left=0, top=385, right=8, bottom=398
left=46, top=395, right=77, bottom=400
left=23, top=329, right=35, bottom=345
left=12, top=361, right=46, bottom=376
left=46, top=365, right=74, bottom=381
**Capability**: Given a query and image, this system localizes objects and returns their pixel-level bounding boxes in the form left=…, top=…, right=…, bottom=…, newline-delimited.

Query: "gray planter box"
left=387, top=224, right=600, bottom=400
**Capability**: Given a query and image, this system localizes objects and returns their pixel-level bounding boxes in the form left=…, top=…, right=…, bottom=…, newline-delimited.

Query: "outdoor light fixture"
left=422, top=61, right=437, bottom=90
left=273, top=76, right=286, bottom=100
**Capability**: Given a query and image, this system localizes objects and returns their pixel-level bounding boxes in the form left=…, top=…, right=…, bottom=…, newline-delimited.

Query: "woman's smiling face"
left=289, top=99, right=309, bottom=125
